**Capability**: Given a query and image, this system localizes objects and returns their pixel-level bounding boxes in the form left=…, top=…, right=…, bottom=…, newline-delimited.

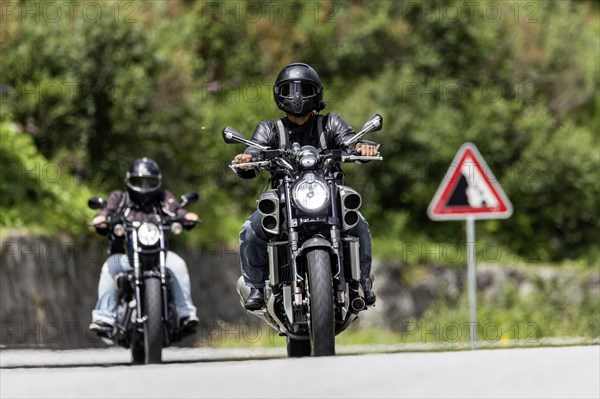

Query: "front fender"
left=298, top=236, right=332, bottom=255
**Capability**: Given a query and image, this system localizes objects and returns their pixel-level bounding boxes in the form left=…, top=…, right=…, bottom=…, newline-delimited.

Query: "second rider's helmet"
left=125, top=157, right=162, bottom=205
left=273, top=63, right=326, bottom=117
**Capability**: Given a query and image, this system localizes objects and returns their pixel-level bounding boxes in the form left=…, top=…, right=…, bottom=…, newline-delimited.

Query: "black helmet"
left=273, top=63, right=325, bottom=116
left=125, top=157, right=162, bottom=205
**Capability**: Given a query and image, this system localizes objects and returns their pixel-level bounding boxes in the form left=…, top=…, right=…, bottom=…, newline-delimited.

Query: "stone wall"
left=0, top=235, right=247, bottom=348
left=1, top=235, right=598, bottom=348
left=360, top=261, right=600, bottom=334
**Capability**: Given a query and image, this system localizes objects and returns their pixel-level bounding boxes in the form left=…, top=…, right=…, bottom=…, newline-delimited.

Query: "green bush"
left=0, top=0, right=598, bottom=263
left=0, top=122, right=93, bottom=236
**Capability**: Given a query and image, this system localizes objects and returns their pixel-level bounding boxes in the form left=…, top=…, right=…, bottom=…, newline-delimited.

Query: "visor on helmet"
left=277, top=81, right=318, bottom=99
left=126, top=175, right=161, bottom=193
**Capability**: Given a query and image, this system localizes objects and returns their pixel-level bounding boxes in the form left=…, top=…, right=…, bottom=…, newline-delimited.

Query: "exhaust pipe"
left=350, top=296, right=366, bottom=313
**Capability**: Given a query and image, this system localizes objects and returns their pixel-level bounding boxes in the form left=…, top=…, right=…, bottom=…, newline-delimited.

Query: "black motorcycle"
left=223, top=114, right=383, bottom=357
left=88, top=192, right=199, bottom=364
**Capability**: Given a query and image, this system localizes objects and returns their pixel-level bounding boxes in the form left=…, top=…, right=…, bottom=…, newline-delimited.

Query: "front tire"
left=131, top=339, right=145, bottom=364
left=286, top=336, right=311, bottom=357
left=306, top=248, right=335, bottom=356
left=143, top=277, right=163, bottom=364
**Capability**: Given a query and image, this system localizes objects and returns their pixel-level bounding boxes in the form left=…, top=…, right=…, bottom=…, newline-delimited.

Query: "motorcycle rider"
left=233, top=62, right=379, bottom=310
left=88, top=157, right=199, bottom=337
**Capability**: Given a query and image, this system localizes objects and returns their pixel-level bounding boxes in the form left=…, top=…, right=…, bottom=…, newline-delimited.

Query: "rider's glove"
left=182, top=212, right=199, bottom=230
left=92, top=215, right=109, bottom=235
left=355, top=142, right=380, bottom=156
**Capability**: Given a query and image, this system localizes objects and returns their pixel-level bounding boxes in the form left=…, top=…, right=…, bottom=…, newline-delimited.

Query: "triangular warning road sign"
left=428, top=143, right=513, bottom=220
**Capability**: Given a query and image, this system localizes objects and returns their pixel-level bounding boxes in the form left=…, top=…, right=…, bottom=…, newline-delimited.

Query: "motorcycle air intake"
left=257, top=190, right=280, bottom=235
left=338, top=185, right=362, bottom=231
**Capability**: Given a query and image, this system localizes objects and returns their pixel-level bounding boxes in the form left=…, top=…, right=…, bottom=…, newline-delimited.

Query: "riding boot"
left=244, top=288, right=265, bottom=310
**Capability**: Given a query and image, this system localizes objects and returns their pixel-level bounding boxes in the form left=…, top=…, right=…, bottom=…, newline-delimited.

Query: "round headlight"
left=292, top=173, right=330, bottom=213
left=137, top=222, right=160, bottom=246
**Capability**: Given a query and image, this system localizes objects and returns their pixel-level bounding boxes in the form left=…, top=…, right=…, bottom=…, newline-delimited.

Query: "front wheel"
left=306, top=248, right=335, bottom=356
left=131, top=339, right=145, bottom=364
left=143, top=277, right=163, bottom=364
left=286, top=336, right=311, bottom=357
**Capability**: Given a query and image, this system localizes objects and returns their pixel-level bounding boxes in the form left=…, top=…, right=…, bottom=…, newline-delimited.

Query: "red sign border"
left=427, top=142, right=513, bottom=221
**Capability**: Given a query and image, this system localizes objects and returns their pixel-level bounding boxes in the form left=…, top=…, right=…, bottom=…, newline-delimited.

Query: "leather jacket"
left=96, top=190, right=187, bottom=220
left=95, top=190, right=188, bottom=254
left=238, top=113, right=376, bottom=179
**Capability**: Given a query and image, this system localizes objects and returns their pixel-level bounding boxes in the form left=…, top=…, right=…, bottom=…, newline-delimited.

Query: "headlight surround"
left=137, top=222, right=160, bottom=246
left=292, top=173, right=330, bottom=213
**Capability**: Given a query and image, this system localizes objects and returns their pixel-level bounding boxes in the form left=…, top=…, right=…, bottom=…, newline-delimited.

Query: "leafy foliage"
left=0, top=0, right=598, bottom=263
left=0, top=122, right=93, bottom=236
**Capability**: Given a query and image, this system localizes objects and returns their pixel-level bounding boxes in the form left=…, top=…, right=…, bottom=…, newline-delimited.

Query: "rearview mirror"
left=88, top=197, right=106, bottom=210
left=180, top=192, right=199, bottom=207
left=342, top=114, right=383, bottom=148
left=360, top=114, right=383, bottom=133
left=222, top=127, right=246, bottom=144
left=222, top=127, right=270, bottom=150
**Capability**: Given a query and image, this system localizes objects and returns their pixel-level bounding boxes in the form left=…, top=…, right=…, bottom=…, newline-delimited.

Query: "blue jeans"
left=239, top=210, right=373, bottom=289
left=92, top=252, right=197, bottom=326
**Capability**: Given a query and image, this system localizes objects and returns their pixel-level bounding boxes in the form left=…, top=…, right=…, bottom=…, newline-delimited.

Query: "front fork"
left=158, top=234, right=171, bottom=345
left=283, top=177, right=303, bottom=306
left=131, top=229, right=144, bottom=325
left=327, top=177, right=346, bottom=305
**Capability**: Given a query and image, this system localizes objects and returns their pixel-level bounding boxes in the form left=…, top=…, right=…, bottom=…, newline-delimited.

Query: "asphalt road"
left=1, top=345, right=598, bottom=398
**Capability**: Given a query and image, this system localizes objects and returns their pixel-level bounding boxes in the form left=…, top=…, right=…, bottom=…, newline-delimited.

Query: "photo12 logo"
left=401, top=321, right=540, bottom=344
left=1, top=1, right=140, bottom=24
left=396, top=1, right=540, bottom=24
left=1, top=322, right=104, bottom=346
left=199, top=1, right=340, bottom=24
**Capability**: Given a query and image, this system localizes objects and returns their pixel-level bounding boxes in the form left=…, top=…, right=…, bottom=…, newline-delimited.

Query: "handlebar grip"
left=342, top=155, right=384, bottom=162
left=228, top=160, right=271, bottom=169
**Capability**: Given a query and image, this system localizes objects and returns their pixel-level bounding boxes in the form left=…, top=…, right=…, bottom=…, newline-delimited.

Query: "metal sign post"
left=466, top=216, right=477, bottom=349
left=428, top=143, right=513, bottom=350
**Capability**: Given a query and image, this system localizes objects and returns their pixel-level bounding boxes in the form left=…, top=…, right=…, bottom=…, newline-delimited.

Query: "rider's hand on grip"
left=92, top=215, right=109, bottom=235
left=183, top=212, right=199, bottom=230
left=233, top=153, right=254, bottom=171
left=355, top=143, right=379, bottom=157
